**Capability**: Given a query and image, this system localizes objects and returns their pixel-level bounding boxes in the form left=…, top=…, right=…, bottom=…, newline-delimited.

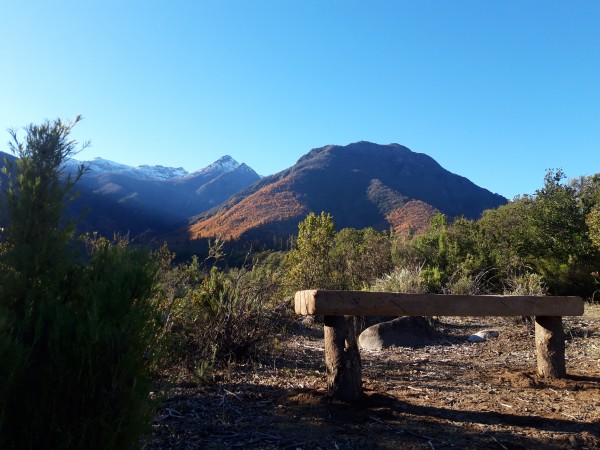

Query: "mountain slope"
left=182, top=142, right=507, bottom=243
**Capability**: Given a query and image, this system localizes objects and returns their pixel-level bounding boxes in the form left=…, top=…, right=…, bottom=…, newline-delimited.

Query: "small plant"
left=504, top=270, right=547, bottom=296
left=371, top=264, right=428, bottom=294
left=443, top=269, right=494, bottom=295
left=503, top=270, right=547, bottom=324
left=445, top=274, right=476, bottom=295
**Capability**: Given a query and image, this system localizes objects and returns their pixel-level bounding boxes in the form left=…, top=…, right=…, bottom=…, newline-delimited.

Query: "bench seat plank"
left=295, top=289, right=584, bottom=317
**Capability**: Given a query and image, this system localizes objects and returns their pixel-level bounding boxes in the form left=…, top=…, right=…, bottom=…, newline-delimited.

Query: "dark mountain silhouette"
left=178, top=142, right=507, bottom=245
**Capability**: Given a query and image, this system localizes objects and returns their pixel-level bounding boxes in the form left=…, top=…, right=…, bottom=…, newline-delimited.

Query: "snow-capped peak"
left=192, top=155, right=240, bottom=175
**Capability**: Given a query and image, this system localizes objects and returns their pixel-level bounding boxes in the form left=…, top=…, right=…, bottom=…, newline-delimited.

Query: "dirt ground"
left=146, top=304, right=600, bottom=449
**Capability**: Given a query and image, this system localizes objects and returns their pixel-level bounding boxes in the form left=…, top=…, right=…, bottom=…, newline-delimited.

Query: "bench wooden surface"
left=295, top=289, right=584, bottom=317
left=294, top=289, right=585, bottom=401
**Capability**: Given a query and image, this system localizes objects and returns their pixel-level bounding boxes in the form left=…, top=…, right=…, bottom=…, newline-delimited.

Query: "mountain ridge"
left=66, top=154, right=245, bottom=181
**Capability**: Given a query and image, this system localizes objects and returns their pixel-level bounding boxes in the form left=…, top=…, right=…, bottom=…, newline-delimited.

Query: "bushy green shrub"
left=285, top=211, right=337, bottom=290
left=332, top=227, right=393, bottom=290
left=2, top=236, right=160, bottom=450
left=0, top=118, right=161, bottom=449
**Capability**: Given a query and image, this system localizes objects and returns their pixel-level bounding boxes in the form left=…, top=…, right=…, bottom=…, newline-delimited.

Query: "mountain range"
left=1, top=142, right=507, bottom=247
left=70, top=154, right=260, bottom=231
left=0, top=153, right=261, bottom=237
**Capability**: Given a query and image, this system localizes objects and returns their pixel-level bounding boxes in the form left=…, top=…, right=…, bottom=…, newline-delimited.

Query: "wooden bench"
left=295, top=289, right=585, bottom=401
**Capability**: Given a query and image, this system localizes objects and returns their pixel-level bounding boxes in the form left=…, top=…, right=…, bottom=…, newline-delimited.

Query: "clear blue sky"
left=1, top=0, right=598, bottom=199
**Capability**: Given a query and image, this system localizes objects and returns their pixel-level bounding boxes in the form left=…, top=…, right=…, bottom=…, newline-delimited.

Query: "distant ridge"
left=66, top=156, right=189, bottom=180
left=72, top=154, right=261, bottom=236
left=1, top=151, right=260, bottom=238
left=67, top=154, right=244, bottom=181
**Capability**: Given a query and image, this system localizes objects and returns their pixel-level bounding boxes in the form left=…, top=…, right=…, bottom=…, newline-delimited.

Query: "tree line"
left=286, top=169, right=600, bottom=299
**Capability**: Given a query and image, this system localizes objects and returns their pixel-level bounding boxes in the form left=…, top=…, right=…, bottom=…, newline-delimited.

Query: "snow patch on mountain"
left=85, top=157, right=133, bottom=174
left=85, top=157, right=189, bottom=180
left=135, top=164, right=189, bottom=180
left=64, top=157, right=188, bottom=180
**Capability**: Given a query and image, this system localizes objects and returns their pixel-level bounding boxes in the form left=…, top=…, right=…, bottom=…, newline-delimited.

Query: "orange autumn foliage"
left=386, top=200, right=439, bottom=235
left=188, top=180, right=308, bottom=240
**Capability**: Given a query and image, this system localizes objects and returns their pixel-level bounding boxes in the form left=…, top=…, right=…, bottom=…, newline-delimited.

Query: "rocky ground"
left=146, top=304, right=600, bottom=449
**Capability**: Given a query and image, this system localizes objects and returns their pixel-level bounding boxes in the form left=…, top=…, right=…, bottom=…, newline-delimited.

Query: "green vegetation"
left=281, top=169, right=600, bottom=299
left=154, top=241, right=285, bottom=379
left=285, top=211, right=337, bottom=289
left=1, top=118, right=599, bottom=449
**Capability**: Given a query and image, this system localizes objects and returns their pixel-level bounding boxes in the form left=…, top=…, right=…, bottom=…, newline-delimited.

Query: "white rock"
left=467, top=330, right=499, bottom=343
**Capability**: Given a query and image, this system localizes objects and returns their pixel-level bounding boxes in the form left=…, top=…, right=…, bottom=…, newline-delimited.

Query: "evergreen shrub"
left=0, top=118, right=161, bottom=449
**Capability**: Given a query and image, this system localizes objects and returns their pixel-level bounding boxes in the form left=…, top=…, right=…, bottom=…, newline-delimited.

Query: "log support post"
left=535, top=316, right=566, bottom=378
left=324, top=315, right=362, bottom=401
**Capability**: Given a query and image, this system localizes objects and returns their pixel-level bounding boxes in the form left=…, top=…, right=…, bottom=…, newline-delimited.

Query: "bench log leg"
left=535, top=316, right=566, bottom=378
left=324, top=315, right=362, bottom=401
